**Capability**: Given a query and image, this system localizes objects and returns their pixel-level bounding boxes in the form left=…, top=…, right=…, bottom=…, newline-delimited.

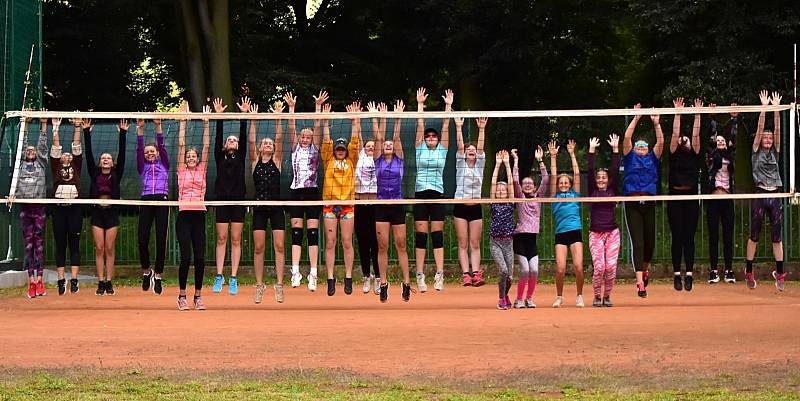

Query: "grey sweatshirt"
left=15, top=129, right=48, bottom=199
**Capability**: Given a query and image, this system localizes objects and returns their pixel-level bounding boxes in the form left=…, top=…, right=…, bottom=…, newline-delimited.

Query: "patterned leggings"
left=20, top=205, right=46, bottom=278
left=491, top=237, right=514, bottom=299
left=588, top=228, right=620, bottom=298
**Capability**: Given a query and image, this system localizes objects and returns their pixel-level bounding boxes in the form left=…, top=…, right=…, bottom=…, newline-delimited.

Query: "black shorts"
left=253, top=206, right=285, bottom=231
left=555, top=229, right=583, bottom=246
left=452, top=204, right=482, bottom=222
left=289, top=188, right=321, bottom=220
left=90, top=207, right=119, bottom=229
left=413, top=190, right=445, bottom=222
left=513, top=232, right=538, bottom=258
left=215, top=205, right=246, bottom=223
left=375, top=204, right=407, bottom=225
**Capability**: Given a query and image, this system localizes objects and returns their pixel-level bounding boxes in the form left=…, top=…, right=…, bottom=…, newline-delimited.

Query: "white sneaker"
left=576, top=295, right=585, bottom=308
left=416, top=273, right=428, bottom=293
left=362, top=275, right=372, bottom=294
left=513, top=300, right=526, bottom=309
left=552, top=296, right=564, bottom=308
left=307, top=274, right=317, bottom=292
left=274, top=284, right=285, bottom=303
left=374, top=277, right=381, bottom=295
left=254, top=284, right=266, bottom=304
left=433, top=271, right=444, bottom=291
left=291, top=271, right=302, bottom=288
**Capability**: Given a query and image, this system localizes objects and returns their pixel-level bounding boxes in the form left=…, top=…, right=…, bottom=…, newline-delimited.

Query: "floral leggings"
left=588, top=228, right=620, bottom=298
left=20, top=205, right=46, bottom=278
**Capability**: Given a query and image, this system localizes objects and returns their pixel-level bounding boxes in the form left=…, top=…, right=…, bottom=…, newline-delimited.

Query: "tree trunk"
left=177, top=0, right=207, bottom=111
left=208, top=0, right=233, bottom=106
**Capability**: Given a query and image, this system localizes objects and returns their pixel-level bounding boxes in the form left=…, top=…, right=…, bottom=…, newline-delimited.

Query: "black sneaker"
left=380, top=283, right=388, bottom=303
left=344, top=277, right=353, bottom=295
left=674, top=275, right=683, bottom=291
left=142, top=269, right=153, bottom=292
left=96, top=280, right=106, bottom=296
left=637, top=282, right=647, bottom=298
left=153, top=277, right=163, bottom=295
left=602, top=296, right=613, bottom=307
left=57, top=279, right=66, bottom=296
left=69, top=278, right=79, bottom=294
left=592, top=297, right=602, bottom=307
left=708, top=270, right=720, bottom=284
left=401, top=282, right=411, bottom=302
left=327, top=278, right=336, bottom=296
left=684, top=275, right=693, bottom=291
left=723, top=269, right=736, bottom=283
left=105, top=281, right=115, bottom=296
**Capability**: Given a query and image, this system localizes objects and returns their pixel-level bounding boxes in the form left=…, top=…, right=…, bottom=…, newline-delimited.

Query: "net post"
left=791, top=103, right=798, bottom=205
left=7, top=119, right=26, bottom=204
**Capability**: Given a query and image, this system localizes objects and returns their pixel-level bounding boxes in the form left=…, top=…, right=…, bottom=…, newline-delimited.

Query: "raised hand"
left=454, top=117, right=464, bottom=128
left=650, top=112, right=660, bottom=124
left=377, top=102, right=388, bottom=113
left=38, top=108, right=48, bottom=124
left=673, top=97, right=685, bottom=108
left=589, top=137, right=600, bottom=153
left=607, top=133, right=620, bottom=149
left=69, top=113, right=82, bottom=127
left=442, top=89, right=454, bottom=109
left=283, top=92, right=296, bottom=109
left=567, top=138, right=577, bottom=155
left=201, top=105, right=211, bottom=121
left=771, top=91, right=782, bottom=105
left=237, top=96, right=252, bottom=113
left=367, top=101, right=378, bottom=113
left=495, top=150, right=503, bottom=163
left=213, top=97, right=227, bottom=113
left=270, top=100, right=284, bottom=113
left=500, top=150, right=510, bottom=164
left=548, top=140, right=559, bottom=157
left=313, top=90, right=329, bottom=107
left=510, top=148, right=518, bottom=162
left=250, top=103, right=260, bottom=114
left=693, top=98, right=703, bottom=108
left=322, top=103, right=332, bottom=113
left=476, top=117, right=488, bottom=129
left=135, top=119, right=145, bottom=129
left=118, top=119, right=129, bottom=132
left=394, top=99, right=405, bottom=113
left=535, top=145, right=544, bottom=161
left=80, top=118, right=92, bottom=130
left=759, top=90, right=770, bottom=105
left=416, top=87, right=428, bottom=105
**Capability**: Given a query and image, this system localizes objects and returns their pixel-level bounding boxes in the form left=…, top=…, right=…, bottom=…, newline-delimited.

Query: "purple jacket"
left=587, top=152, right=619, bottom=232
left=137, top=133, right=170, bottom=196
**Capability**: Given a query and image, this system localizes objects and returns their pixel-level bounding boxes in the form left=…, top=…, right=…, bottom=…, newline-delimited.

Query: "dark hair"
left=424, top=128, right=440, bottom=139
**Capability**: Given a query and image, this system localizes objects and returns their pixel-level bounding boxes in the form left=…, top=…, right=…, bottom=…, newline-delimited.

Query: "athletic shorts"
left=323, top=205, right=354, bottom=220
left=90, top=207, right=119, bottom=229
left=215, top=205, right=246, bottom=223
left=555, top=229, right=583, bottom=246
left=289, top=188, right=321, bottom=220
left=513, top=232, right=538, bottom=258
left=253, top=206, right=285, bottom=231
left=452, top=204, right=482, bottom=222
left=413, top=190, right=445, bottom=222
left=375, top=204, right=406, bottom=225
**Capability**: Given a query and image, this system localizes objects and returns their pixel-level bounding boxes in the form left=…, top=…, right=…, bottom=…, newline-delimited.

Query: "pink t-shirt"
left=177, top=167, right=207, bottom=211
left=714, top=159, right=730, bottom=190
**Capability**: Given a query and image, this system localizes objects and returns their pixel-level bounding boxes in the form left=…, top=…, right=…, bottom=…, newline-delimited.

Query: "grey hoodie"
left=15, top=128, right=48, bottom=199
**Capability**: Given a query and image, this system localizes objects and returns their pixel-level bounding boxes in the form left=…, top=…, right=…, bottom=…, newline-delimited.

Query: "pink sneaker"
left=27, top=283, right=36, bottom=299
left=472, top=270, right=486, bottom=287
left=746, top=272, right=757, bottom=290
left=772, top=271, right=785, bottom=292
left=36, top=281, right=46, bottom=296
left=462, top=273, right=472, bottom=286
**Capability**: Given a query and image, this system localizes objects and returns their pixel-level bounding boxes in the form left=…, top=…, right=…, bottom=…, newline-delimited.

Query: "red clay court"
left=1, top=282, right=798, bottom=378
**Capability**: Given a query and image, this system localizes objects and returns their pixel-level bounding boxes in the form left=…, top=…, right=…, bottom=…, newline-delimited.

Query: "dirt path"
left=1, top=283, right=798, bottom=378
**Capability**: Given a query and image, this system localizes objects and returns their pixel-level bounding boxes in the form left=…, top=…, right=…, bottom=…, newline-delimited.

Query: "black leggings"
left=624, top=201, right=655, bottom=272
left=707, top=199, right=734, bottom=271
left=177, top=211, right=206, bottom=291
left=138, top=195, right=169, bottom=274
left=355, top=204, right=379, bottom=278
left=52, top=204, right=81, bottom=267
left=667, top=193, right=699, bottom=273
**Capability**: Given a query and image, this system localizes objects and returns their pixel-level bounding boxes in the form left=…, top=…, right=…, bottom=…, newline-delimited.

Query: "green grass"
left=0, top=372, right=798, bottom=401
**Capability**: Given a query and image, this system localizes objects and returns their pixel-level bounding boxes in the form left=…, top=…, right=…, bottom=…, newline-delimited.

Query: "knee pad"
left=307, top=228, right=319, bottom=246
left=431, top=231, right=444, bottom=249
left=415, top=232, right=428, bottom=249
left=291, top=228, right=303, bottom=246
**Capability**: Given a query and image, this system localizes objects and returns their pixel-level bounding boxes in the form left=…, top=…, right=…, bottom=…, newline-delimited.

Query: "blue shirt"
left=551, top=190, right=582, bottom=234
left=623, top=151, right=659, bottom=195
left=415, top=143, right=447, bottom=193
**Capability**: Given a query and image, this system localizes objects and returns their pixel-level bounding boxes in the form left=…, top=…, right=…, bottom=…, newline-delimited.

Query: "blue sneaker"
left=213, top=274, right=224, bottom=293
left=229, top=276, right=238, bottom=295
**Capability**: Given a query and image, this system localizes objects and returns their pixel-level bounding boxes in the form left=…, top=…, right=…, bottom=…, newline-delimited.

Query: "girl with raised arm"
left=413, top=87, right=452, bottom=292
left=667, top=98, right=702, bottom=291
left=510, top=146, right=548, bottom=308
left=322, top=102, right=360, bottom=296
left=746, top=90, right=785, bottom=291
left=85, top=118, right=127, bottom=296
left=549, top=139, right=585, bottom=308
left=355, top=101, right=383, bottom=295
left=16, top=113, right=49, bottom=298
left=587, top=134, right=620, bottom=307
left=622, top=103, right=665, bottom=298
left=211, top=97, right=250, bottom=295
left=374, top=100, right=412, bottom=302
left=250, top=100, right=287, bottom=304
left=51, top=117, right=83, bottom=295
left=287, top=91, right=327, bottom=292
left=136, top=116, right=169, bottom=295
left=176, top=103, right=211, bottom=310
left=490, top=150, right=515, bottom=310
left=453, top=116, right=488, bottom=287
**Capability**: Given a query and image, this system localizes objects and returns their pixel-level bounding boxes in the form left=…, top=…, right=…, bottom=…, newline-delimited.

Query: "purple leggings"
left=750, top=190, right=782, bottom=243
left=20, top=205, right=46, bottom=277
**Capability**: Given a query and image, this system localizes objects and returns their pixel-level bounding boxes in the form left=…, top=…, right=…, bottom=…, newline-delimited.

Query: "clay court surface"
left=1, top=282, right=798, bottom=378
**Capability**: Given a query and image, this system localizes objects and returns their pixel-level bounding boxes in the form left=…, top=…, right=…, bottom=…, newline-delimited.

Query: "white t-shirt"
left=454, top=152, right=485, bottom=199
left=355, top=148, right=377, bottom=194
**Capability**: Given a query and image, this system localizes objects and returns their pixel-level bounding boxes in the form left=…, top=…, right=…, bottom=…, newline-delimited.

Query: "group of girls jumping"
left=13, top=89, right=788, bottom=310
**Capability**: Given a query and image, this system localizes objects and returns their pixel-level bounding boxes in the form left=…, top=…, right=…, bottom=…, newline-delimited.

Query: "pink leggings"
left=589, top=228, right=620, bottom=298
